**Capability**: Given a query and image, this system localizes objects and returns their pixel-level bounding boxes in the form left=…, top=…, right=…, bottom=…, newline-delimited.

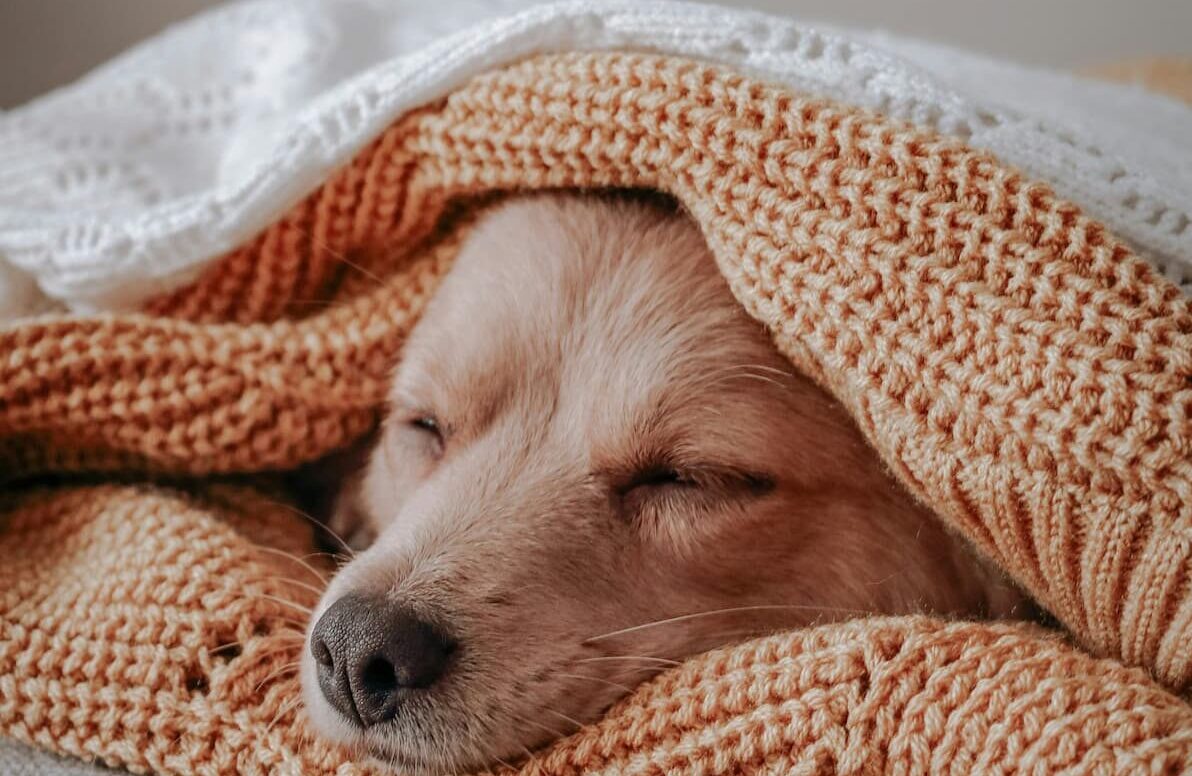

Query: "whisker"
left=699, top=363, right=761, bottom=381
left=254, top=546, right=330, bottom=585
left=246, top=593, right=314, bottom=616
left=866, top=571, right=904, bottom=587
left=299, top=224, right=387, bottom=286
left=582, top=603, right=866, bottom=644
left=733, top=372, right=789, bottom=390
left=510, top=712, right=566, bottom=740
left=303, top=550, right=354, bottom=570
left=736, top=363, right=795, bottom=379
left=239, top=642, right=302, bottom=668
left=694, top=362, right=817, bottom=407
left=263, top=696, right=304, bottom=739
left=518, top=744, right=542, bottom=774
left=541, top=707, right=586, bottom=730
left=243, top=614, right=314, bottom=636
left=576, top=655, right=681, bottom=667
left=261, top=575, right=326, bottom=599
left=255, top=619, right=313, bottom=637
left=255, top=662, right=301, bottom=694
left=554, top=672, right=636, bottom=695
left=167, top=727, right=189, bottom=750
left=255, top=496, right=356, bottom=559
left=700, top=369, right=789, bottom=394
left=700, top=362, right=795, bottom=384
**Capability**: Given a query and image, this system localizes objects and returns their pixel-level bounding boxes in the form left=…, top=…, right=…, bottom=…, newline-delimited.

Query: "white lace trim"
left=0, top=0, right=1188, bottom=320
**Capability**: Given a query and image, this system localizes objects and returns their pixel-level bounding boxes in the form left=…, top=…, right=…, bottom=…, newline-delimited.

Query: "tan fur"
left=302, top=193, right=1023, bottom=774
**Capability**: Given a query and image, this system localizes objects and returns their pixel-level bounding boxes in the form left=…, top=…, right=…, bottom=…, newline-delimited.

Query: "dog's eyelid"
left=410, top=415, right=442, bottom=433
left=386, top=394, right=445, bottom=434
left=623, top=464, right=693, bottom=492
left=409, top=412, right=451, bottom=440
left=393, top=407, right=450, bottom=457
left=691, top=465, right=775, bottom=494
left=618, top=460, right=773, bottom=497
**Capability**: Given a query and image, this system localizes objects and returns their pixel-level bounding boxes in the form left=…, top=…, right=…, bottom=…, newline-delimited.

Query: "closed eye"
left=619, top=463, right=772, bottom=501
left=410, top=415, right=441, bottom=435
left=406, top=414, right=446, bottom=455
left=624, top=465, right=695, bottom=491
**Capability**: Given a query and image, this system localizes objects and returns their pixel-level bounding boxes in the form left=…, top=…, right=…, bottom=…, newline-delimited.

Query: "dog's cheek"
left=328, top=487, right=379, bottom=551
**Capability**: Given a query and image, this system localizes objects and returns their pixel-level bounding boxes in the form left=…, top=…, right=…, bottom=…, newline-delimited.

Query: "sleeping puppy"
left=300, top=193, right=1023, bottom=774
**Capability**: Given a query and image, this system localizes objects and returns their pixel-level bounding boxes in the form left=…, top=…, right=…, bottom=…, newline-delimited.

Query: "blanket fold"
left=2, top=53, right=1190, bottom=774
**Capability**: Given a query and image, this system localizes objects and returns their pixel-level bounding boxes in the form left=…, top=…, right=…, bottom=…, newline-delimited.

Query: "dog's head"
left=300, top=194, right=1013, bottom=773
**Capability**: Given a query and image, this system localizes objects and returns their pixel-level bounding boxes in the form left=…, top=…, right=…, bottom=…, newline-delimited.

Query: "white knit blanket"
left=0, top=0, right=1189, bottom=321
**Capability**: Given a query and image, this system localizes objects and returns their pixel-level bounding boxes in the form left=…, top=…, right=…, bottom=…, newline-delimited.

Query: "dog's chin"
left=355, top=743, right=458, bottom=776
left=300, top=693, right=449, bottom=776
left=309, top=722, right=514, bottom=776
left=299, top=655, right=538, bottom=776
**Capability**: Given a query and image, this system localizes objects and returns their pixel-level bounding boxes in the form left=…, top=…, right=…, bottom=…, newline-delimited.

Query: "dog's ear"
left=284, top=427, right=380, bottom=551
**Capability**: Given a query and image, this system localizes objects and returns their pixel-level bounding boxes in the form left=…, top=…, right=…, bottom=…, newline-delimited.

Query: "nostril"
left=309, top=593, right=457, bottom=727
left=362, top=657, right=398, bottom=696
left=313, top=638, right=334, bottom=668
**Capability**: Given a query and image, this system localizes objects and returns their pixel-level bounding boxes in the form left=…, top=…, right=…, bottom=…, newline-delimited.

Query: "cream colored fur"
left=301, top=194, right=1023, bottom=774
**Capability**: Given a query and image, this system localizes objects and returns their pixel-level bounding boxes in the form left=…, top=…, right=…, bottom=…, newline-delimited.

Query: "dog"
left=299, top=193, right=1023, bottom=774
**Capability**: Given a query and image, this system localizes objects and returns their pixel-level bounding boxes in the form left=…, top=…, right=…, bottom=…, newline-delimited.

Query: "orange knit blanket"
left=2, top=53, right=1190, bottom=774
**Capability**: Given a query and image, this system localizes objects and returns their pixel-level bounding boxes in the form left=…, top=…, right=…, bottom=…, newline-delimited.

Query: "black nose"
left=309, top=593, right=455, bottom=727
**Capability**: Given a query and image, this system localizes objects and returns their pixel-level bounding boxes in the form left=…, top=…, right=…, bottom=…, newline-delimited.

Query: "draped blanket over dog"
left=2, top=48, right=1192, bottom=775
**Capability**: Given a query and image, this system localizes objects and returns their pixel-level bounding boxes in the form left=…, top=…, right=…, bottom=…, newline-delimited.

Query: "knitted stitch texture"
left=5, top=1, right=1190, bottom=319
left=1, top=54, right=1190, bottom=774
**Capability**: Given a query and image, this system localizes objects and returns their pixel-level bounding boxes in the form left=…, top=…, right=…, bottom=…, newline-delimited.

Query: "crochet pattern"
left=2, top=54, right=1190, bottom=774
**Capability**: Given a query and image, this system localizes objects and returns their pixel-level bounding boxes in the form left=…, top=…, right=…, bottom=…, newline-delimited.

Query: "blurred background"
left=1, top=0, right=1190, bottom=109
